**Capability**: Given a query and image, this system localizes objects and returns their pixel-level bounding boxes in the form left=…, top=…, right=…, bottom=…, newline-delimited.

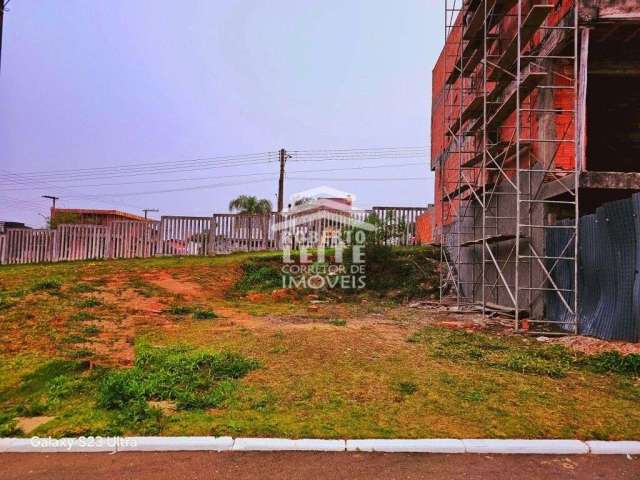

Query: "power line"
left=0, top=147, right=429, bottom=182
left=1, top=161, right=429, bottom=191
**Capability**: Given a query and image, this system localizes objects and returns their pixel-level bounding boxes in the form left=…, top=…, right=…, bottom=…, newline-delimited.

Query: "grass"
left=31, top=278, right=62, bottom=292
left=1, top=251, right=640, bottom=439
left=166, top=305, right=194, bottom=316
left=76, top=298, right=102, bottom=308
left=327, top=319, right=347, bottom=327
left=408, top=327, right=575, bottom=378
left=192, top=309, right=218, bottom=320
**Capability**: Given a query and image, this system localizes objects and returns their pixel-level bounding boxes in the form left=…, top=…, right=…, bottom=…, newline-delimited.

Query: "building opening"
left=586, top=23, right=640, bottom=172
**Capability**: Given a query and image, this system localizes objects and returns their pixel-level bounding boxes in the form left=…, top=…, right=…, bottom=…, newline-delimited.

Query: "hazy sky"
left=0, top=1, right=441, bottom=227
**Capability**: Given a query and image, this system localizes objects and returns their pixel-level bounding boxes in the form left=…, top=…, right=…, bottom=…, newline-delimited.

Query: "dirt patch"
left=148, top=400, right=177, bottom=415
left=146, top=272, right=204, bottom=299
left=16, top=416, right=55, bottom=434
left=553, top=335, right=640, bottom=355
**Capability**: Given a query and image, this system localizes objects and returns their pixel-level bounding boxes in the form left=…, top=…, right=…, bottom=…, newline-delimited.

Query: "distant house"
left=0, top=221, right=31, bottom=234
left=50, top=208, right=149, bottom=227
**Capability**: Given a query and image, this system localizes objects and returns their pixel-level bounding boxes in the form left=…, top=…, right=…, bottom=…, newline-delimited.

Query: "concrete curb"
left=118, top=436, right=234, bottom=452
left=346, top=439, right=465, bottom=453
left=233, top=438, right=345, bottom=452
left=463, top=439, right=589, bottom=455
left=586, top=441, right=640, bottom=455
left=1, top=437, right=640, bottom=454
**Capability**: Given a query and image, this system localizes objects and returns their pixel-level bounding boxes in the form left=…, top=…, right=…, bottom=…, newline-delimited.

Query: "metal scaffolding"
left=440, top=0, right=579, bottom=334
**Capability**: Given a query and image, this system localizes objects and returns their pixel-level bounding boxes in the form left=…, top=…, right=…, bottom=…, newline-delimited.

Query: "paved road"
left=2, top=452, right=639, bottom=479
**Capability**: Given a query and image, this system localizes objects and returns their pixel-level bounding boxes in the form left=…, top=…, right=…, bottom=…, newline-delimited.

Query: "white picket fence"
left=0, top=207, right=427, bottom=265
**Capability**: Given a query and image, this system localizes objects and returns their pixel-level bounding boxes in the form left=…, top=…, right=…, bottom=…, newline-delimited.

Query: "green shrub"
left=192, top=309, right=217, bottom=320
left=32, top=278, right=61, bottom=291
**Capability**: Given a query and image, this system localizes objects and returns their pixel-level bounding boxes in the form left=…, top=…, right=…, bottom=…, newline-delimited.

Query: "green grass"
left=1, top=252, right=640, bottom=440
left=166, top=305, right=194, bottom=316
left=97, top=344, right=258, bottom=411
left=408, top=326, right=575, bottom=378
left=76, top=298, right=102, bottom=308
left=69, top=311, right=96, bottom=322
left=327, top=319, right=347, bottom=327
left=231, top=258, right=284, bottom=294
left=31, top=278, right=62, bottom=292
left=192, top=309, right=218, bottom=320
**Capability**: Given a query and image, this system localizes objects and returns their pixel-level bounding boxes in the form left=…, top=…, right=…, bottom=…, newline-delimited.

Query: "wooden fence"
left=0, top=206, right=426, bottom=265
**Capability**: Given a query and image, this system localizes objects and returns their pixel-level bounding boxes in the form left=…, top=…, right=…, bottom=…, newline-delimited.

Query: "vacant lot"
left=1, top=248, right=639, bottom=439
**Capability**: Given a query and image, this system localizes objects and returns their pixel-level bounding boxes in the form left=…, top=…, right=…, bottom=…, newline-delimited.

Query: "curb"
left=346, top=439, right=465, bottom=453
left=233, top=438, right=345, bottom=452
left=1, top=437, right=640, bottom=454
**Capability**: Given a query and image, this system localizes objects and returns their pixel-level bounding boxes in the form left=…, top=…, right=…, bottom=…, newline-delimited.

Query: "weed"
left=82, top=325, right=101, bottom=336
left=72, top=283, right=97, bottom=293
left=127, top=278, right=166, bottom=298
left=67, top=348, right=95, bottom=359
left=69, top=311, right=96, bottom=322
left=192, top=309, right=217, bottom=320
left=328, top=319, right=347, bottom=327
left=32, top=278, right=61, bottom=292
left=107, top=399, right=163, bottom=436
left=17, top=360, right=88, bottom=399
left=461, top=390, right=485, bottom=402
left=97, top=344, right=258, bottom=411
left=395, top=381, right=418, bottom=396
left=0, top=296, right=14, bottom=311
left=47, top=375, right=83, bottom=402
left=584, top=351, right=640, bottom=376
left=166, top=305, right=194, bottom=316
left=77, top=298, right=101, bottom=308
left=409, top=327, right=572, bottom=378
left=270, top=345, right=288, bottom=354
left=16, top=401, right=48, bottom=417
left=501, top=349, right=571, bottom=379
left=0, top=414, right=20, bottom=437
left=61, top=334, right=87, bottom=344
left=233, top=260, right=284, bottom=294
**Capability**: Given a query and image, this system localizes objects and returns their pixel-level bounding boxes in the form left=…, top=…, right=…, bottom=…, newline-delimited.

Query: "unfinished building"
left=432, top=0, right=640, bottom=338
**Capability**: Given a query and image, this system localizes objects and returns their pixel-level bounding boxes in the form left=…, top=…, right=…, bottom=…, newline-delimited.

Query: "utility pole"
left=42, top=195, right=59, bottom=210
left=277, top=148, right=289, bottom=213
left=0, top=1, right=9, bottom=73
left=142, top=208, right=159, bottom=220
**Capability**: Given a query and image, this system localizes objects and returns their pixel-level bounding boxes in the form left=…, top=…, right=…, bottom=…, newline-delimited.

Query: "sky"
left=0, top=0, right=442, bottom=227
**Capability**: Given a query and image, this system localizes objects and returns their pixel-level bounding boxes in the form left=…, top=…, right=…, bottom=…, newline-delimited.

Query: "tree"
left=228, top=195, right=273, bottom=215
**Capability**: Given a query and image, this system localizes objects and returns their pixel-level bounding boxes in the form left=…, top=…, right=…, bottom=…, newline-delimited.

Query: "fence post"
left=0, top=233, right=6, bottom=265
left=208, top=215, right=217, bottom=256
left=156, top=216, right=165, bottom=257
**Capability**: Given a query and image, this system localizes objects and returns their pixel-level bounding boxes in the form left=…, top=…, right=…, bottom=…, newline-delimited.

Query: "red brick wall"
left=416, top=207, right=436, bottom=245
